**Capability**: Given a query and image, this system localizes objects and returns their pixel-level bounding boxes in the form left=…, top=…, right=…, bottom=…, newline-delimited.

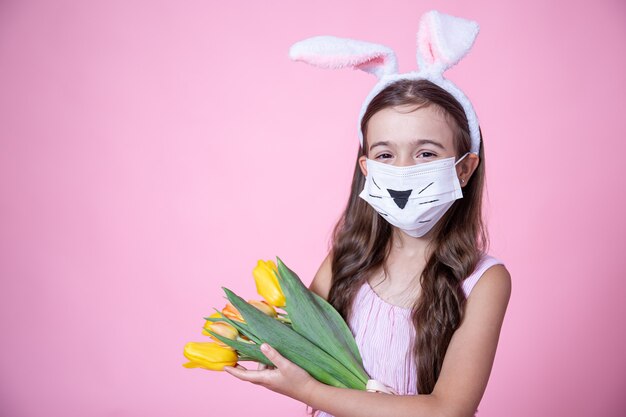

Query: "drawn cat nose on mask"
left=387, top=189, right=413, bottom=209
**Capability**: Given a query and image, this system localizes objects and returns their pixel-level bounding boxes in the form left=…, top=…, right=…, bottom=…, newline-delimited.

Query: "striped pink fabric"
left=315, top=253, right=504, bottom=417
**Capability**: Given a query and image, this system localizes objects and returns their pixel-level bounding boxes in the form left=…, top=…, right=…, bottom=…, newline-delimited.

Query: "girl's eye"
left=418, top=151, right=436, bottom=158
left=375, top=153, right=393, bottom=159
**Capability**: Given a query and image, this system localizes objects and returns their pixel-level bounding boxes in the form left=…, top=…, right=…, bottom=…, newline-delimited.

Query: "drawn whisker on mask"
left=368, top=194, right=382, bottom=199
left=418, top=182, right=434, bottom=194
left=372, top=177, right=381, bottom=190
left=419, top=199, right=439, bottom=205
left=418, top=220, right=431, bottom=223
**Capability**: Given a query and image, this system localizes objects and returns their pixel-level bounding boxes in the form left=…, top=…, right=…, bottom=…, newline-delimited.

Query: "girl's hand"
left=223, top=343, right=319, bottom=404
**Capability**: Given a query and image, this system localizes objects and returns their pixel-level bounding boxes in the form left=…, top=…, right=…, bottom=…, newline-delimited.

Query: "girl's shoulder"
left=461, top=253, right=507, bottom=298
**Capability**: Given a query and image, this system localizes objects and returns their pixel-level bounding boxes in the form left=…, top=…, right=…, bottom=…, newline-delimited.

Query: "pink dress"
left=316, top=254, right=504, bottom=417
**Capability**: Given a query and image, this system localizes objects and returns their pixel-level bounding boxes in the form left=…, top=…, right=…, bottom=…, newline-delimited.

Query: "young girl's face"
left=358, top=104, right=458, bottom=174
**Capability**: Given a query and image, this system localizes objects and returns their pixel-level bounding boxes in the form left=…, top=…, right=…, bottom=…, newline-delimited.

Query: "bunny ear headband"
left=288, top=9, right=481, bottom=155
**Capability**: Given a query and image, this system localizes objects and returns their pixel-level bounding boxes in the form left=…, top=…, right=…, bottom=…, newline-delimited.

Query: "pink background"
left=1, top=1, right=625, bottom=416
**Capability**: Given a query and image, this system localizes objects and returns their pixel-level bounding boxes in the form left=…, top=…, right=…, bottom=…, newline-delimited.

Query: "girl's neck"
left=389, top=227, right=434, bottom=262
left=368, top=227, right=435, bottom=302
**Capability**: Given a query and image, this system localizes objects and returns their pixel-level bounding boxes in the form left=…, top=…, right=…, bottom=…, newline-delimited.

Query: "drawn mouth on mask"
left=370, top=179, right=437, bottom=210
left=387, top=189, right=412, bottom=209
left=368, top=193, right=439, bottom=207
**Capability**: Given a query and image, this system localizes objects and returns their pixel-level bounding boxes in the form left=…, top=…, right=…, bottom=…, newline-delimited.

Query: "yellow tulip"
left=183, top=342, right=238, bottom=371
left=222, top=302, right=245, bottom=323
left=248, top=299, right=277, bottom=317
left=203, top=312, right=224, bottom=335
left=253, top=259, right=286, bottom=308
left=203, top=321, right=239, bottom=346
left=204, top=311, right=223, bottom=322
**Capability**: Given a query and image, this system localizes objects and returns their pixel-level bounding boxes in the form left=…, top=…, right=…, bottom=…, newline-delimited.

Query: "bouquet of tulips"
left=183, top=257, right=370, bottom=390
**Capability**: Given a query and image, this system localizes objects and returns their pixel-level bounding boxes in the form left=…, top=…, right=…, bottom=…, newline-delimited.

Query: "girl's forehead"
left=366, top=105, right=456, bottom=150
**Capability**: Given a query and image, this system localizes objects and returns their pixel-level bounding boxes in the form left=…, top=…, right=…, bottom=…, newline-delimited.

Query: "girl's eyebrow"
left=410, top=138, right=446, bottom=149
left=369, top=138, right=445, bottom=151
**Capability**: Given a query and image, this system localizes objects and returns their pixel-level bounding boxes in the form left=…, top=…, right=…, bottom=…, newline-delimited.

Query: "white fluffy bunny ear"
left=416, top=10, right=479, bottom=74
left=289, top=35, right=398, bottom=80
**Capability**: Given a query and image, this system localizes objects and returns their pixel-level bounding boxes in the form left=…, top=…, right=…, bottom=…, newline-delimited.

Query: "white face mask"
left=358, top=152, right=470, bottom=238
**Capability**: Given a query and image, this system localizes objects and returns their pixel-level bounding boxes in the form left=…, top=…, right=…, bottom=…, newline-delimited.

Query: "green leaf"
left=275, top=257, right=369, bottom=385
left=222, top=287, right=364, bottom=389
left=205, top=329, right=273, bottom=366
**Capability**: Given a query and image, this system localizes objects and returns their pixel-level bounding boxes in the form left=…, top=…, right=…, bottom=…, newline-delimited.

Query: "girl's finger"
left=257, top=363, right=267, bottom=370
left=223, top=364, right=268, bottom=384
left=260, top=343, right=287, bottom=367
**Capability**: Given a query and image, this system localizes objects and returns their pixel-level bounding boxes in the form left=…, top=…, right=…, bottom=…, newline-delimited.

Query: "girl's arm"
left=226, top=263, right=511, bottom=417
left=308, top=250, right=333, bottom=299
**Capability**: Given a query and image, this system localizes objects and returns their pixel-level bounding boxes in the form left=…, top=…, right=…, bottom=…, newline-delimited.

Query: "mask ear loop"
left=454, top=151, right=470, bottom=166
left=455, top=152, right=471, bottom=184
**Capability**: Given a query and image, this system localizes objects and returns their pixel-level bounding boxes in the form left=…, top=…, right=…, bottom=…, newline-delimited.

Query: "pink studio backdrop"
left=1, top=1, right=625, bottom=416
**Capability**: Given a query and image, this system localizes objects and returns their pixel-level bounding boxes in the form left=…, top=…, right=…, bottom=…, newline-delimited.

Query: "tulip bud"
left=183, top=342, right=238, bottom=371
left=222, top=302, right=245, bottom=323
left=253, top=260, right=286, bottom=308
left=203, top=321, right=239, bottom=346
left=248, top=299, right=278, bottom=317
left=203, top=311, right=232, bottom=336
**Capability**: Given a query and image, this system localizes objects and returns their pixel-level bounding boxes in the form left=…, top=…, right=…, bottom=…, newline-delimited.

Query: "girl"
left=225, top=12, right=511, bottom=417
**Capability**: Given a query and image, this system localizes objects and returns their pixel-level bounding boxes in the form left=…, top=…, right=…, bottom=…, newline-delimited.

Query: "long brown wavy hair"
left=308, top=79, right=489, bottom=415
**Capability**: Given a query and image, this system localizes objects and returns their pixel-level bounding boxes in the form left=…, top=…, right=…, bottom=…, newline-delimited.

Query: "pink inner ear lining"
left=354, top=55, right=386, bottom=71
left=418, top=14, right=450, bottom=66
left=418, top=18, right=435, bottom=65
left=294, top=53, right=387, bottom=70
